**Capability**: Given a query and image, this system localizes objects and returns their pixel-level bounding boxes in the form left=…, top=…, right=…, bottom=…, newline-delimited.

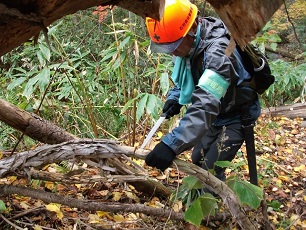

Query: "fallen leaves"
left=0, top=114, right=305, bottom=229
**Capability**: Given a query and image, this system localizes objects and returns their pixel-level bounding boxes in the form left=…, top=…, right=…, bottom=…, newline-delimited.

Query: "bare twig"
left=283, top=0, right=301, bottom=44
left=0, top=214, right=24, bottom=230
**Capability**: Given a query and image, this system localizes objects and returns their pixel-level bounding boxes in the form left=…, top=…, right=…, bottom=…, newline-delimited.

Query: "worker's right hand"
left=162, top=99, right=182, bottom=119
left=145, top=142, right=176, bottom=171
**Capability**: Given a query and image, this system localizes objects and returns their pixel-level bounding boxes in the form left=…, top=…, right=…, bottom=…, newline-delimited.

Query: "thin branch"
left=0, top=214, right=24, bottom=230
left=283, top=0, right=301, bottom=44
left=0, top=184, right=185, bottom=221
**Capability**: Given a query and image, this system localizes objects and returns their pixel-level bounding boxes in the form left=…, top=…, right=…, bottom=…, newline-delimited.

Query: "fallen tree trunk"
left=263, top=103, right=306, bottom=119
left=0, top=138, right=257, bottom=230
left=0, top=98, right=76, bottom=144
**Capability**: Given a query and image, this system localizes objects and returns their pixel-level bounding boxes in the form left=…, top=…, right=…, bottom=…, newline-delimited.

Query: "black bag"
left=237, top=44, right=275, bottom=94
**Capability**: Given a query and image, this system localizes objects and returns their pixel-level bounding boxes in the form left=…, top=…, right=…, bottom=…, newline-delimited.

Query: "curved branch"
left=0, top=139, right=256, bottom=229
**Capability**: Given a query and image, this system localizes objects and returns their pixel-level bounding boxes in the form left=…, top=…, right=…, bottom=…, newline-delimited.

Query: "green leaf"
left=160, top=72, right=170, bottom=96
left=0, top=200, right=6, bottom=212
left=199, top=193, right=217, bottom=217
left=184, top=193, right=217, bottom=227
left=39, top=44, right=51, bottom=61
left=7, top=77, right=27, bottom=90
left=136, top=93, right=148, bottom=121
left=267, top=200, right=281, bottom=211
left=184, top=198, right=203, bottom=226
left=270, top=43, right=277, bottom=51
left=183, top=176, right=204, bottom=190
left=146, top=94, right=162, bottom=118
left=214, top=160, right=233, bottom=168
left=23, top=75, right=40, bottom=99
left=37, top=67, right=51, bottom=92
left=226, top=177, right=263, bottom=209
left=119, top=36, right=131, bottom=49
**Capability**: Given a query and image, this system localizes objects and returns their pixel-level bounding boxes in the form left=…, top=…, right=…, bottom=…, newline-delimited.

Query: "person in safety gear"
left=145, top=0, right=261, bottom=182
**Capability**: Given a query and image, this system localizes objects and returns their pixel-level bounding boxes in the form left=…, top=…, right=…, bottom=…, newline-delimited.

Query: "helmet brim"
left=149, top=37, right=184, bottom=54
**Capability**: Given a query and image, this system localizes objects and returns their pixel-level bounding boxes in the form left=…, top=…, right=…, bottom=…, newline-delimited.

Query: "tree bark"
left=208, top=0, right=283, bottom=48
left=265, top=46, right=304, bottom=60
left=263, top=103, right=306, bottom=119
left=0, top=0, right=284, bottom=57
left=0, top=98, right=76, bottom=144
left=0, top=0, right=164, bottom=57
left=0, top=184, right=184, bottom=221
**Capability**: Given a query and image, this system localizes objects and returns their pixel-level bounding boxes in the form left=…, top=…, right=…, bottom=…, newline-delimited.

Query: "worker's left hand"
left=145, top=142, right=176, bottom=171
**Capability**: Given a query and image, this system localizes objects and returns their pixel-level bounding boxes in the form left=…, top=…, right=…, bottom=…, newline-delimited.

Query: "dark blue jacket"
left=162, top=17, right=261, bottom=154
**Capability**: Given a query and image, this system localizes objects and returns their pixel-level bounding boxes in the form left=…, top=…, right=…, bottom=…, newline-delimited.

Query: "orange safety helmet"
left=146, top=0, right=198, bottom=53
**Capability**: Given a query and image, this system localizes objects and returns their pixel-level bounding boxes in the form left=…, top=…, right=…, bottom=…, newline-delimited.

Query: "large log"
left=0, top=98, right=76, bottom=144
left=0, top=0, right=284, bottom=57
left=0, top=0, right=164, bottom=57
left=263, top=103, right=306, bottom=119
left=208, top=0, right=283, bottom=48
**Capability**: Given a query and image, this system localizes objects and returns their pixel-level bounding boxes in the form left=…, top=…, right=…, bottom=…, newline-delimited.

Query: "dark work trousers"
left=191, top=123, right=244, bottom=181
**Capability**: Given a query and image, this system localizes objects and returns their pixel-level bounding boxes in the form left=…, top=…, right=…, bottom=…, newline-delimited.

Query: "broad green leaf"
left=37, top=67, right=51, bottom=92
left=227, top=177, right=263, bottom=209
left=136, top=93, right=148, bottom=121
left=39, top=44, right=51, bottom=61
left=146, top=94, right=160, bottom=117
left=214, top=160, right=233, bottom=168
left=173, top=187, right=190, bottom=201
left=121, top=97, right=137, bottom=114
left=119, top=36, right=131, bottom=49
left=37, top=51, right=45, bottom=66
left=270, top=43, right=277, bottom=51
left=184, top=193, right=217, bottom=227
left=160, top=72, right=170, bottom=96
left=267, top=200, right=281, bottom=211
left=0, top=200, right=6, bottom=212
left=184, top=198, right=203, bottom=226
left=101, top=49, right=118, bottom=62
left=199, top=193, right=217, bottom=217
left=183, top=175, right=204, bottom=190
left=7, top=77, right=27, bottom=90
left=23, top=75, right=40, bottom=99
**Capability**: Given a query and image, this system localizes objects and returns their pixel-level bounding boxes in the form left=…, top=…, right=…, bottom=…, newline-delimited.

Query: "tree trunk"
left=0, top=0, right=284, bottom=57
left=0, top=0, right=164, bottom=57
left=263, top=103, right=306, bottom=119
left=208, top=0, right=283, bottom=48
left=0, top=99, right=76, bottom=144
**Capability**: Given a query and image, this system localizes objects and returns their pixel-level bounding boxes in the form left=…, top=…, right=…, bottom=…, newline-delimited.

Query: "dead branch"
left=265, top=46, right=304, bottom=60
left=29, top=168, right=150, bottom=185
left=0, top=139, right=257, bottom=229
left=262, top=103, right=306, bottom=119
left=0, top=184, right=184, bottom=221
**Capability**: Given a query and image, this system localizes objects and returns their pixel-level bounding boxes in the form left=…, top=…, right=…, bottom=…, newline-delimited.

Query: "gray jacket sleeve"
left=162, top=38, right=239, bottom=154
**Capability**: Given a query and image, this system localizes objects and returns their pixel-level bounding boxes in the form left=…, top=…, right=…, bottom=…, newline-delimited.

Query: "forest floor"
left=0, top=112, right=305, bottom=230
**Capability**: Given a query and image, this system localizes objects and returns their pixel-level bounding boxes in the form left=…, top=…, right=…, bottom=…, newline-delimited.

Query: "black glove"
left=145, top=142, right=176, bottom=171
left=162, top=99, right=182, bottom=119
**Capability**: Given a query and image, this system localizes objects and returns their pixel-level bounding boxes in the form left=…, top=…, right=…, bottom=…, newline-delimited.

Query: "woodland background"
left=0, top=0, right=305, bottom=229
